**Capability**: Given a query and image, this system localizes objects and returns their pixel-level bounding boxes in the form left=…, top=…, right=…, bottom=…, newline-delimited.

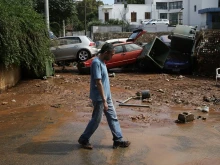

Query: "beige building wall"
left=0, top=64, right=21, bottom=92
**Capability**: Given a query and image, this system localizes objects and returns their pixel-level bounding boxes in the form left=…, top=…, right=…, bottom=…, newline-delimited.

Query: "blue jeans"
left=79, top=99, right=123, bottom=142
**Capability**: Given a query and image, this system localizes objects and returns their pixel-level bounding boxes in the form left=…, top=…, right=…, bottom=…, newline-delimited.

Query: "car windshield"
left=128, top=31, right=141, bottom=40
left=149, top=19, right=156, bottom=22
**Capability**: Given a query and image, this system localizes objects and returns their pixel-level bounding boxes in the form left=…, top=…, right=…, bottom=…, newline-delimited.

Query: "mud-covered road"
left=0, top=66, right=220, bottom=165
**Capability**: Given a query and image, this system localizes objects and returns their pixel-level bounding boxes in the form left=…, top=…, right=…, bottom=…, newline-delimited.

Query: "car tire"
left=77, top=50, right=90, bottom=62
left=137, top=61, right=147, bottom=72
left=152, top=23, right=156, bottom=25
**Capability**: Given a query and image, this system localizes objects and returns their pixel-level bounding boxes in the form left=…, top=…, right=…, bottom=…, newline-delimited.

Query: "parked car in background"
left=77, top=42, right=143, bottom=74
left=141, top=19, right=153, bottom=25
left=50, top=36, right=98, bottom=62
left=146, top=19, right=169, bottom=25
left=49, top=31, right=57, bottom=39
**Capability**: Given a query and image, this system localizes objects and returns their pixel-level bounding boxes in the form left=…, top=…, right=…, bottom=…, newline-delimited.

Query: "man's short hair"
left=100, top=43, right=114, bottom=53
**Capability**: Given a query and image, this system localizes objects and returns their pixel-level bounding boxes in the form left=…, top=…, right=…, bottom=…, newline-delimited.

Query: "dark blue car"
left=160, top=25, right=197, bottom=74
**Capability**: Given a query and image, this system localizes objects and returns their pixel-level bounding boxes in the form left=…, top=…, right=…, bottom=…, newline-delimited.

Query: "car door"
left=157, top=19, right=163, bottom=25
left=106, top=45, right=125, bottom=69
left=123, top=43, right=142, bottom=65
left=51, top=37, right=80, bottom=61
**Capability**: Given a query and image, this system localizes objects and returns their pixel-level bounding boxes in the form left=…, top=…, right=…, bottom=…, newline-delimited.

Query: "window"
left=125, top=44, right=142, bottom=52
left=114, top=46, right=124, bottom=54
left=179, top=13, right=183, bottom=24
left=219, top=0, right=220, bottom=7
left=58, top=37, right=81, bottom=46
left=169, top=13, right=178, bottom=25
left=160, top=13, right=167, bottom=19
left=145, top=12, right=151, bottom=19
left=59, top=39, right=67, bottom=45
left=169, top=1, right=182, bottom=10
left=194, top=5, right=197, bottom=12
left=131, top=12, right=137, bottom=22
left=105, top=12, right=109, bottom=22
left=156, top=2, right=167, bottom=10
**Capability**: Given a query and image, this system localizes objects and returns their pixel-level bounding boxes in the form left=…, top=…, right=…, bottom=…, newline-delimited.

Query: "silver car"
left=50, top=36, right=98, bottom=62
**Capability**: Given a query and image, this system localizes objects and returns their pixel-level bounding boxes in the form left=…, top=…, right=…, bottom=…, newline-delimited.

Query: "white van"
left=146, top=19, right=169, bottom=25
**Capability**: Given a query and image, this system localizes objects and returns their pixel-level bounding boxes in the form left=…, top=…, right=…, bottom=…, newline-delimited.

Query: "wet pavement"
left=1, top=67, right=220, bottom=165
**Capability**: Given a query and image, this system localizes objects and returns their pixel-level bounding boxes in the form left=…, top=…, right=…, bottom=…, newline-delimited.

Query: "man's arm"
left=95, top=79, right=108, bottom=111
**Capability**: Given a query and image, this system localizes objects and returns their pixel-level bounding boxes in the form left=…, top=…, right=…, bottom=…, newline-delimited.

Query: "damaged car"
left=96, top=29, right=147, bottom=50
left=163, top=25, right=197, bottom=73
left=136, top=25, right=197, bottom=74
left=77, top=42, right=143, bottom=74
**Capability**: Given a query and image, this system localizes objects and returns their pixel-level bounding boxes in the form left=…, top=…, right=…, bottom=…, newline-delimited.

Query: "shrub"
left=0, top=0, right=54, bottom=77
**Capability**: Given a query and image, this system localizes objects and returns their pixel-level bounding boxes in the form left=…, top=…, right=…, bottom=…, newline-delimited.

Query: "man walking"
left=78, top=43, right=131, bottom=149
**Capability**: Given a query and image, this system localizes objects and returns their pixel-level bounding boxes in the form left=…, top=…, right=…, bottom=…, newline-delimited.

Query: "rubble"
left=51, top=104, right=61, bottom=108
left=201, top=105, right=209, bottom=113
left=2, top=102, right=8, bottom=105
left=195, top=30, right=220, bottom=76
left=177, top=112, right=195, bottom=123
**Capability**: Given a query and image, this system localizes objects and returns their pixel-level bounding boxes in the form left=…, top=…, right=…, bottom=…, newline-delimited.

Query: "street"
left=0, top=66, right=220, bottom=165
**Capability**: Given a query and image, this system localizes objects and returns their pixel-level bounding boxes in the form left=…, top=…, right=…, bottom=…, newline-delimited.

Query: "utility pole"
left=84, top=0, right=87, bottom=36
left=63, top=20, right=65, bottom=37
left=178, top=8, right=184, bottom=24
left=45, top=0, right=50, bottom=31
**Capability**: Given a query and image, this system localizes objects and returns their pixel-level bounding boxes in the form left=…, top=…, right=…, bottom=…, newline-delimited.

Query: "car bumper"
left=164, top=60, right=190, bottom=72
left=77, top=62, right=90, bottom=74
left=90, top=48, right=98, bottom=56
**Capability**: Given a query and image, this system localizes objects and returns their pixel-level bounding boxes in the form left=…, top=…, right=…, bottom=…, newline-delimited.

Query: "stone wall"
left=93, top=32, right=170, bottom=43
left=0, top=64, right=21, bottom=92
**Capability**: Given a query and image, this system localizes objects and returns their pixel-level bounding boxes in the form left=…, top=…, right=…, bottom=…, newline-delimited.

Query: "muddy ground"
left=0, top=66, right=220, bottom=165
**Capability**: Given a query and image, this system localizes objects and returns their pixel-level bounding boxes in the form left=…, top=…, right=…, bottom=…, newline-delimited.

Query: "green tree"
left=76, top=0, right=103, bottom=31
left=0, top=0, right=53, bottom=77
left=33, top=0, right=76, bottom=35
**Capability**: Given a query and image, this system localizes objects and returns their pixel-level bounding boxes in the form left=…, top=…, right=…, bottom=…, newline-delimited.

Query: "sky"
left=102, top=0, right=113, bottom=5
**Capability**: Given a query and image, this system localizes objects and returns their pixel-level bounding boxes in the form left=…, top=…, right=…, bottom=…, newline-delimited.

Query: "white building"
left=98, top=0, right=220, bottom=29
left=183, top=0, right=220, bottom=29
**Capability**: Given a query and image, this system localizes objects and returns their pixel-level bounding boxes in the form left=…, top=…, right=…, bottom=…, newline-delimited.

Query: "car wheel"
left=77, top=50, right=90, bottom=62
left=152, top=23, right=156, bottom=25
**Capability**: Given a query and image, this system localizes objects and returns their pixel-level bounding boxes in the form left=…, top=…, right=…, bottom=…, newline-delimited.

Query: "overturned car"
left=137, top=25, right=197, bottom=74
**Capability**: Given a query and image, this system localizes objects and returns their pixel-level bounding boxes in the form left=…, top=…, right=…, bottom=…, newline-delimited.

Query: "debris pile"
left=195, top=30, right=220, bottom=76
left=177, top=112, right=195, bottom=123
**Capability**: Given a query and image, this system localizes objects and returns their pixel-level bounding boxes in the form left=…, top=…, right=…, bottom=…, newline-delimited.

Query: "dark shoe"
left=113, top=140, right=131, bottom=149
left=78, top=139, right=93, bottom=149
